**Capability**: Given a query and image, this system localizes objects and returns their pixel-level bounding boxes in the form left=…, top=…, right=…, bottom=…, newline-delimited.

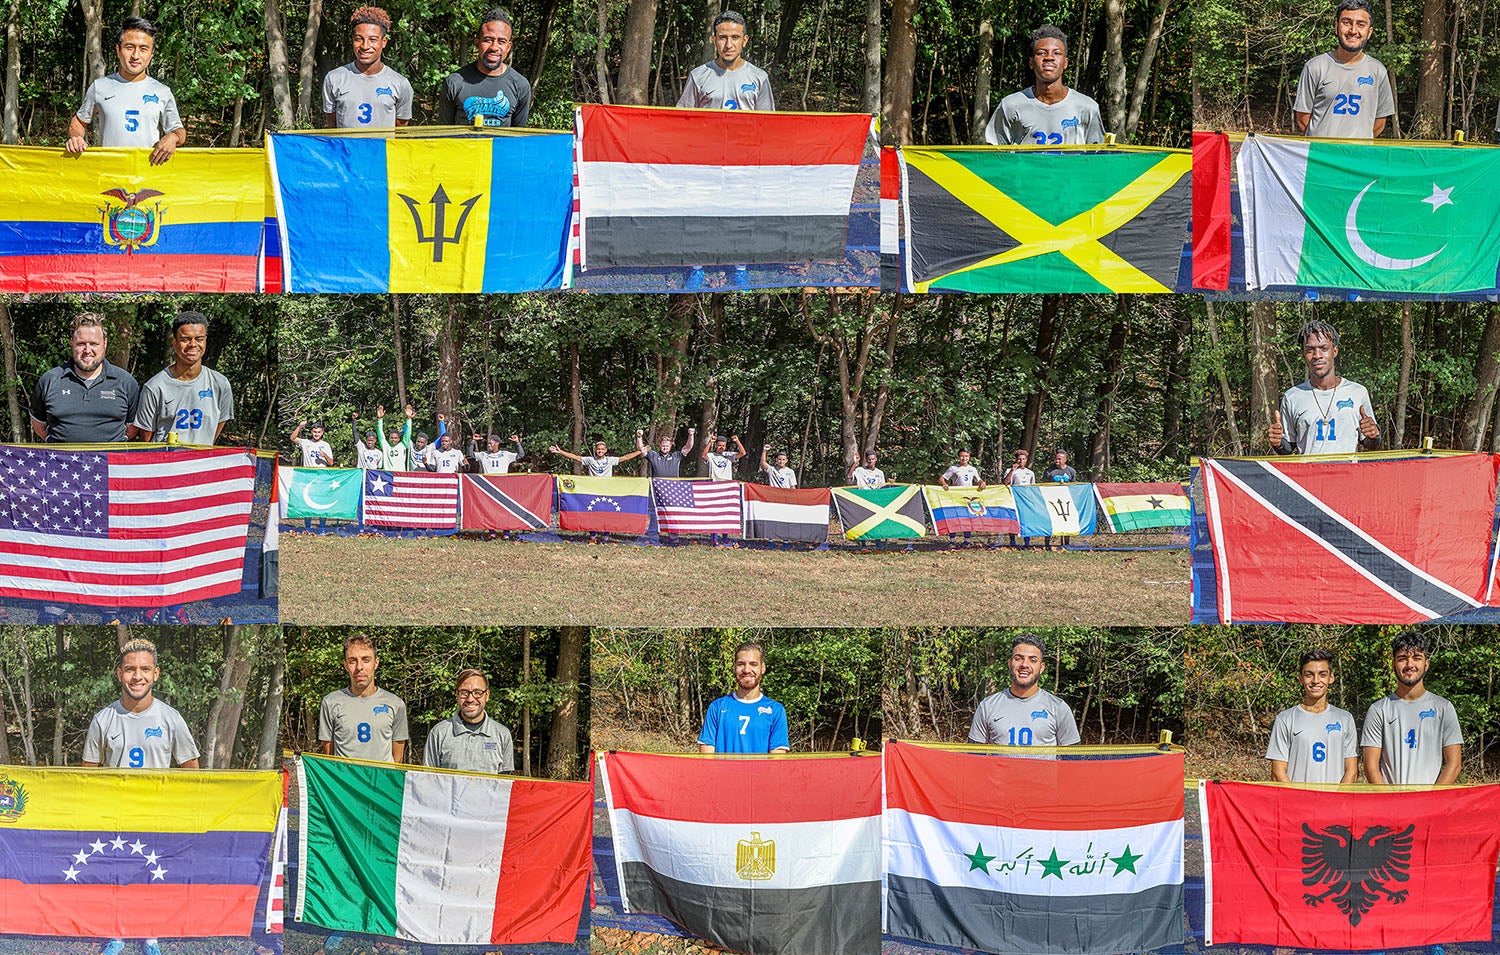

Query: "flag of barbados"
left=269, top=130, right=573, bottom=293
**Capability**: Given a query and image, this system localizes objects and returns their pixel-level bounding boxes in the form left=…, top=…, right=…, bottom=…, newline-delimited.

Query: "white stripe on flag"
left=884, top=808, right=1184, bottom=897
left=745, top=499, right=829, bottom=525
left=0, top=567, right=246, bottom=600
left=581, top=162, right=858, bottom=218
left=395, top=771, right=512, bottom=944
left=1, top=541, right=248, bottom=575
left=880, top=198, right=898, bottom=257
left=1238, top=136, right=1311, bottom=290
left=1198, top=781, right=1215, bottom=946
left=610, top=807, right=880, bottom=890
left=110, top=453, right=253, bottom=480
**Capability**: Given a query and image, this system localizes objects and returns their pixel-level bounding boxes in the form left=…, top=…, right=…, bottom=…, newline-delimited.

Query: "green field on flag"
left=301, top=756, right=406, bottom=936
left=286, top=468, right=363, bottom=520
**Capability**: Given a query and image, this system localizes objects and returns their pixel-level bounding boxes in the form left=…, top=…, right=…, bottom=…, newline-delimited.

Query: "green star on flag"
left=965, top=843, right=996, bottom=873
left=1038, top=847, right=1069, bottom=880
left=1109, top=845, right=1142, bottom=875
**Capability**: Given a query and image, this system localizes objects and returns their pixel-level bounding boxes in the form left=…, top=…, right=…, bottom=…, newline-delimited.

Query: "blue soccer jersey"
left=698, top=694, right=789, bottom=752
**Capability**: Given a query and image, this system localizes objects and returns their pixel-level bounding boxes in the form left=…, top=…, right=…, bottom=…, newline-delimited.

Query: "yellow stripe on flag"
left=0, top=767, right=281, bottom=832
left=836, top=485, right=926, bottom=538
left=1103, top=493, right=1189, bottom=516
left=554, top=474, right=651, bottom=498
left=386, top=139, right=494, bottom=292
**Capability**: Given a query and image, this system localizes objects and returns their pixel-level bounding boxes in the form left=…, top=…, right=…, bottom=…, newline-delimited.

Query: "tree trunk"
left=1020, top=295, right=1064, bottom=455
left=882, top=0, right=917, bottom=144
left=546, top=626, right=584, bottom=778
left=52, top=627, right=66, bottom=765
left=528, top=0, right=561, bottom=92
left=1102, top=0, right=1127, bottom=135
left=294, top=0, right=322, bottom=122
left=860, top=0, right=881, bottom=114
left=436, top=300, right=462, bottom=425
left=1203, top=301, right=1243, bottom=454
left=229, top=89, right=245, bottom=147
left=2, top=0, right=19, bottom=145
left=265, top=0, right=296, bottom=129
left=1123, top=0, right=1170, bottom=141
left=1160, top=305, right=1188, bottom=457
left=1393, top=302, right=1414, bottom=446
left=1412, top=0, right=1447, bottom=138
left=256, top=633, right=285, bottom=770
left=970, top=6, right=993, bottom=143
left=595, top=0, right=613, bottom=104
left=616, top=0, right=659, bottom=105
left=1248, top=302, right=1279, bottom=452
left=82, top=0, right=104, bottom=87
left=390, top=295, right=408, bottom=411
left=1087, top=296, right=1131, bottom=475
left=697, top=295, right=726, bottom=474
left=203, top=625, right=255, bottom=769
left=521, top=628, right=531, bottom=776
left=0, top=300, right=20, bottom=442
left=1458, top=306, right=1500, bottom=449
left=0, top=664, right=10, bottom=763
left=568, top=341, right=584, bottom=461
left=863, top=296, right=900, bottom=453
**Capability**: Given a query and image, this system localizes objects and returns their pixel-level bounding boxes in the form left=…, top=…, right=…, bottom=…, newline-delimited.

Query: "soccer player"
left=1293, top=0, right=1395, bottom=138
left=702, top=434, right=746, bottom=480
left=698, top=642, right=790, bottom=753
left=30, top=313, right=140, bottom=443
left=1041, top=450, right=1077, bottom=550
left=848, top=450, right=885, bottom=488
left=323, top=6, right=413, bottom=129
left=1266, top=649, right=1359, bottom=783
left=66, top=17, right=185, bottom=165
left=984, top=25, right=1104, bottom=146
left=291, top=421, right=336, bottom=467
left=1361, top=631, right=1462, bottom=785
left=1269, top=320, right=1381, bottom=454
left=438, top=8, right=531, bottom=128
left=968, top=633, right=1080, bottom=746
left=468, top=431, right=525, bottom=474
left=375, top=404, right=415, bottom=470
left=352, top=411, right=385, bottom=469
left=424, top=669, right=515, bottom=773
left=426, top=431, right=464, bottom=473
left=636, top=427, right=695, bottom=478
left=939, top=449, right=986, bottom=546
left=1002, top=448, right=1036, bottom=548
left=128, top=312, right=234, bottom=445
left=83, top=638, right=199, bottom=955
left=760, top=445, right=797, bottom=488
left=549, top=440, right=644, bottom=477
left=318, top=634, right=409, bottom=763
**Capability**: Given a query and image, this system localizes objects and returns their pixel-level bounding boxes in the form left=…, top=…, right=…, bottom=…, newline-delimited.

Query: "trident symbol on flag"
left=397, top=184, right=481, bottom=263
left=1049, top=497, right=1072, bottom=520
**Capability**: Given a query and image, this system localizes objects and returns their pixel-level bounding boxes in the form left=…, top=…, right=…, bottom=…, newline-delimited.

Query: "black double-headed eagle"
left=1301, top=823, right=1415, bottom=925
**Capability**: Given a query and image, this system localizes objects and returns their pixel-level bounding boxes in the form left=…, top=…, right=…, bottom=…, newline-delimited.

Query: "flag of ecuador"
left=0, top=766, right=282, bottom=939
left=899, top=146, right=1190, bottom=294
left=269, top=130, right=573, bottom=293
left=0, top=145, right=266, bottom=292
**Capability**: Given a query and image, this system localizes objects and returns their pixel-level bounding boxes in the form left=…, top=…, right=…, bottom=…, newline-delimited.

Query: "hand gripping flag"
left=460, top=473, right=552, bottom=531
left=884, top=744, right=1185, bottom=955
left=742, top=484, right=831, bottom=542
left=556, top=475, right=651, bottom=533
left=576, top=104, right=870, bottom=269
left=0, top=446, right=255, bottom=607
left=1239, top=134, right=1500, bottom=294
left=1013, top=484, right=1098, bottom=536
left=1200, top=454, right=1497, bottom=623
left=0, top=766, right=281, bottom=938
left=268, top=131, right=573, bottom=292
left=1094, top=482, right=1190, bottom=532
left=833, top=484, right=928, bottom=539
left=0, top=145, right=266, bottom=293
left=296, top=754, right=591, bottom=945
left=280, top=467, right=363, bottom=521
left=1200, top=781, right=1500, bottom=949
left=599, top=751, right=882, bottom=955
left=922, top=485, right=1020, bottom=534
left=898, top=146, right=1190, bottom=293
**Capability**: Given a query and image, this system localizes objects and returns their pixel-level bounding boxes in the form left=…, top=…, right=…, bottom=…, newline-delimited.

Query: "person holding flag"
left=1292, top=0, right=1395, bottom=138
left=967, top=633, right=1080, bottom=746
left=352, top=411, right=385, bottom=469
left=1361, top=631, right=1462, bottom=785
left=938, top=449, right=985, bottom=547
left=1268, top=320, right=1381, bottom=454
left=1266, top=649, right=1359, bottom=783
left=323, top=6, right=413, bottom=129
left=375, top=404, right=415, bottom=470
left=1002, top=448, right=1036, bottom=549
left=437, top=8, right=531, bottom=128
left=291, top=420, right=337, bottom=531
left=128, top=312, right=234, bottom=445
left=468, top=431, right=525, bottom=474
left=760, top=445, right=798, bottom=488
left=549, top=440, right=644, bottom=542
left=847, top=450, right=885, bottom=488
left=697, top=642, right=790, bottom=753
left=983, top=25, right=1104, bottom=146
left=66, top=17, right=186, bottom=164
left=636, top=427, right=695, bottom=478
left=1041, top=449, right=1076, bottom=550
left=702, top=434, right=746, bottom=545
left=424, top=669, right=515, bottom=773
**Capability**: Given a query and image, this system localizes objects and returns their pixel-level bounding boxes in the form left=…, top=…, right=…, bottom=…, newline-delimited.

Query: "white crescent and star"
left=1344, top=180, right=1450, bottom=271
left=300, top=475, right=346, bottom=511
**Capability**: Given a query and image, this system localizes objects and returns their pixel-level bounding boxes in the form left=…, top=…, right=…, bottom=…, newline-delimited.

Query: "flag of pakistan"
left=284, top=467, right=362, bottom=520
left=1239, top=135, right=1500, bottom=294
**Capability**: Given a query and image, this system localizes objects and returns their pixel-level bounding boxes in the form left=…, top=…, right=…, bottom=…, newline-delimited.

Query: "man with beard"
left=983, top=25, right=1104, bottom=146
left=1293, top=0, right=1395, bottom=138
left=1269, top=320, right=1381, bottom=454
left=1361, top=631, right=1462, bottom=785
left=438, top=8, right=531, bottom=128
left=967, top=633, right=1080, bottom=747
left=30, top=313, right=140, bottom=443
left=424, top=669, right=515, bottom=773
left=697, top=642, right=790, bottom=753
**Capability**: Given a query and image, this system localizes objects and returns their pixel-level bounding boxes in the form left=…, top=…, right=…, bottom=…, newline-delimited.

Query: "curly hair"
left=351, top=6, right=393, bottom=35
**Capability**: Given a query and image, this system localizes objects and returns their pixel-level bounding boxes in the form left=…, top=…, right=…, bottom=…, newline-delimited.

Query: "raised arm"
left=731, top=435, right=747, bottom=456
left=681, top=427, right=695, bottom=455
left=549, top=445, right=584, bottom=464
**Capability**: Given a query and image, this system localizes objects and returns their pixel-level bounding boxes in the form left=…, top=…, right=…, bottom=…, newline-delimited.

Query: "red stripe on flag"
left=110, top=490, right=256, bottom=518
left=0, top=554, right=245, bottom=588
left=578, top=104, right=869, bottom=167
left=0, top=255, right=260, bottom=293
left=3, top=533, right=246, bottom=564
left=884, top=742, right=1183, bottom=829
left=0, top=880, right=262, bottom=937
left=605, top=751, right=881, bottom=823
left=1191, top=131, right=1232, bottom=290
left=743, top=484, right=831, bottom=505
left=880, top=146, right=900, bottom=201
left=489, top=778, right=593, bottom=944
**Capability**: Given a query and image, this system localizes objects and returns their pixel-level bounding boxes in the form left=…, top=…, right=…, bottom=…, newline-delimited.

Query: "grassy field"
left=279, top=533, right=1189, bottom=626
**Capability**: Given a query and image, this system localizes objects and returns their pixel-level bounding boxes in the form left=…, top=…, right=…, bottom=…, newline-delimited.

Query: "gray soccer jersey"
left=133, top=366, right=234, bottom=445
left=423, top=712, right=515, bottom=774
left=1277, top=379, right=1374, bottom=454
left=677, top=61, right=775, bottom=110
left=474, top=449, right=520, bottom=474
left=83, top=699, right=199, bottom=768
left=705, top=451, right=739, bottom=480
left=1004, top=466, right=1036, bottom=485
left=1265, top=704, right=1358, bottom=783
left=430, top=448, right=464, bottom=473
left=582, top=455, right=620, bottom=478
left=1361, top=692, right=1461, bottom=784
left=765, top=465, right=797, bottom=488
left=942, top=464, right=982, bottom=486
left=77, top=74, right=183, bottom=148
left=984, top=88, right=1104, bottom=146
left=1293, top=52, right=1395, bottom=138
left=968, top=687, right=1081, bottom=746
left=318, top=687, right=409, bottom=762
left=358, top=446, right=384, bottom=468
left=322, top=63, right=414, bottom=129
left=297, top=438, right=334, bottom=467
left=851, top=466, right=885, bottom=488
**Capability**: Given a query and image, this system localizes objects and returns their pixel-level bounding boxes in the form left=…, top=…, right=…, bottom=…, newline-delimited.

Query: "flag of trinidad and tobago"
left=1201, top=781, right=1500, bottom=949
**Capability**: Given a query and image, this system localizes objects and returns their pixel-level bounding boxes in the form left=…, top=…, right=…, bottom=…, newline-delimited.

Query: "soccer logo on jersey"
left=1419, top=708, right=1436, bottom=720
left=143, top=726, right=163, bottom=738
left=99, top=187, right=164, bottom=253
left=373, top=704, right=392, bottom=715
left=142, top=93, right=160, bottom=104
left=1325, top=721, right=1343, bottom=732
left=375, top=86, right=394, bottom=97
left=1060, top=116, right=1080, bottom=130
left=0, top=776, right=29, bottom=823
left=1336, top=398, right=1355, bottom=410
left=757, top=705, right=773, bottom=715
left=1357, top=75, right=1374, bottom=86
left=736, top=831, right=776, bottom=880
left=1030, top=709, right=1050, bottom=720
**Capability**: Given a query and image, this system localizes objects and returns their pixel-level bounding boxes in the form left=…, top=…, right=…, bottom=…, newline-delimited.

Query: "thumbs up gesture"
left=1359, top=405, right=1380, bottom=440
left=1268, top=410, right=1284, bottom=448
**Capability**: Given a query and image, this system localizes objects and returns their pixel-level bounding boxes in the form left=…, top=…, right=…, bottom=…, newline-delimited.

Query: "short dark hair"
left=172, top=311, right=209, bottom=335
left=1391, top=630, right=1431, bottom=656
left=1030, top=24, right=1068, bottom=55
left=343, top=634, right=376, bottom=656
left=1298, top=648, right=1336, bottom=670
left=455, top=668, right=489, bottom=689
left=1297, top=319, right=1340, bottom=348
left=351, top=5, right=393, bottom=35
left=734, top=640, right=766, bottom=664
left=117, top=17, right=158, bottom=43
left=1335, top=0, right=1374, bottom=19
left=477, top=8, right=512, bottom=36
left=713, top=10, right=747, bottom=31
left=310, top=420, right=325, bottom=430
left=1012, top=632, right=1045, bottom=656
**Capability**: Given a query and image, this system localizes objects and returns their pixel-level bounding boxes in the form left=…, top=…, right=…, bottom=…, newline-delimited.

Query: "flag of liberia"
left=361, top=470, right=459, bottom=528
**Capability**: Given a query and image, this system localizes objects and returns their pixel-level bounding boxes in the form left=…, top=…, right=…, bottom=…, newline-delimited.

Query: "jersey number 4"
left=1332, top=93, right=1362, bottom=115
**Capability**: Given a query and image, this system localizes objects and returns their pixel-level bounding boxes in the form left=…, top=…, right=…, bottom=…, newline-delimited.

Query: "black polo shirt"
left=29, top=360, right=140, bottom=443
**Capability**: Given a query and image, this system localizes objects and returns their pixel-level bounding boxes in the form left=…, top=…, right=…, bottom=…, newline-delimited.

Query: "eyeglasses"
left=457, top=688, right=488, bottom=698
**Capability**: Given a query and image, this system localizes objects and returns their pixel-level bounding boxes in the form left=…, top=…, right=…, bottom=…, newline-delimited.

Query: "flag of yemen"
left=1239, top=134, right=1500, bottom=294
left=281, top=467, right=362, bottom=520
left=600, top=751, right=882, bottom=955
left=833, top=484, right=927, bottom=538
left=885, top=743, right=1184, bottom=955
left=1095, top=482, right=1190, bottom=532
left=899, top=147, right=1190, bottom=293
left=296, top=754, right=591, bottom=945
